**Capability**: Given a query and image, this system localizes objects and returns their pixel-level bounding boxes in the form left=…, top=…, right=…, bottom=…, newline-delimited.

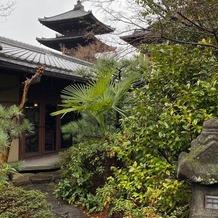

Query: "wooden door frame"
left=20, top=100, right=61, bottom=159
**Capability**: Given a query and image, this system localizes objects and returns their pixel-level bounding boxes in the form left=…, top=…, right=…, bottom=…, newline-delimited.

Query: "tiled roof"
left=36, top=35, right=111, bottom=52
left=38, top=1, right=114, bottom=35
left=39, top=9, right=90, bottom=22
left=39, top=1, right=88, bottom=22
left=0, top=36, right=91, bottom=81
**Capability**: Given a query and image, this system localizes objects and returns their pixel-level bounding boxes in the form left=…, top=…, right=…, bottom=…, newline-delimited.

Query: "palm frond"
left=111, top=73, right=139, bottom=105
left=112, top=105, right=126, bottom=117
left=88, top=72, right=113, bottom=99
left=51, top=107, right=77, bottom=116
left=61, top=83, right=91, bottom=101
left=52, top=59, right=140, bottom=133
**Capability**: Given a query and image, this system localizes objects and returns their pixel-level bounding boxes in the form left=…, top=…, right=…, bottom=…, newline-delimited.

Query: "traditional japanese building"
left=37, top=0, right=114, bottom=52
left=120, top=28, right=163, bottom=48
left=0, top=36, right=91, bottom=161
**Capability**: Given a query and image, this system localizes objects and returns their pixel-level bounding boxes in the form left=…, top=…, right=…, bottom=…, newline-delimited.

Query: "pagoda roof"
left=0, top=36, right=91, bottom=81
left=38, top=1, right=114, bottom=35
left=120, top=29, right=163, bottom=47
left=36, top=35, right=107, bottom=51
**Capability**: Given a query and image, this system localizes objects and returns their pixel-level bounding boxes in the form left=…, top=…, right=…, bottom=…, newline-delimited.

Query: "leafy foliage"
left=0, top=162, right=51, bottom=217
left=61, top=114, right=104, bottom=143
left=0, top=164, right=16, bottom=187
left=55, top=58, right=146, bottom=213
left=56, top=46, right=218, bottom=217
left=138, top=0, right=218, bottom=48
left=95, top=45, right=218, bottom=217
left=56, top=139, right=106, bottom=212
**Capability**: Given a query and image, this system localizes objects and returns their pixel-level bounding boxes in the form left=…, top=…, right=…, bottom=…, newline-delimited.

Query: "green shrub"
left=0, top=184, right=51, bottom=218
left=94, top=45, right=218, bottom=217
left=0, top=164, right=16, bottom=187
left=56, top=139, right=107, bottom=212
left=57, top=45, right=218, bottom=217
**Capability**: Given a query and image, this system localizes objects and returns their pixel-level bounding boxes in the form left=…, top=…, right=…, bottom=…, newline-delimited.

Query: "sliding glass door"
left=45, top=104, right=57, bottom=153
left=22, top=102, right=59, bottom=158
left=24, top=102, right=40, bottom=157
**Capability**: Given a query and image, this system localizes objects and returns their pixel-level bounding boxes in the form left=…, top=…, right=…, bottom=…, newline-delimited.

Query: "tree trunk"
left=0, top=147, right=10, bottom=164
left=19, top=65, right=44, bottom=112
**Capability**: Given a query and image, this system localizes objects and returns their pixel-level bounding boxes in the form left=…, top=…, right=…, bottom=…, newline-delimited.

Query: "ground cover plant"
left=0, top=164, right=51, bottom=218
left=56, top=45, right=218, bottom=217
left=0, top=184, right=52, bottom=218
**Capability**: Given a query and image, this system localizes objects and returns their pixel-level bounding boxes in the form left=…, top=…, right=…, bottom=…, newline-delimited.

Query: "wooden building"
left=37, top=0, right=114, bottom=52
left=0, top=36, right=91, bottom=161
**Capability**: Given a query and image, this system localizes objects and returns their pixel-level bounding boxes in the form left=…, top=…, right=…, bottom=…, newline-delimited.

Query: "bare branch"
left=161, top=35, right=218, bottom=49
left=0, top=0, right=16, bottom=18
left=177, top=12, right=214, bottom=34
left=19, top=66, right=45, bottom=112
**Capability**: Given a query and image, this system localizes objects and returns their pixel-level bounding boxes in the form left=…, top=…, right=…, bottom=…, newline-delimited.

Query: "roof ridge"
left=38, top=9, right=90, bottom=22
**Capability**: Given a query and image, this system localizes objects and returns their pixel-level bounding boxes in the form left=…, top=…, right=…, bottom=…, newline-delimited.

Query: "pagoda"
left=37, top=0, right=114, bottom=52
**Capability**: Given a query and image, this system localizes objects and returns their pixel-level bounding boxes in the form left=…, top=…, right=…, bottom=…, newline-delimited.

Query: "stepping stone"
left=29, top=172, right=53, bottom=183
left=13, top=173, right=35, bottom=186
left=29, top=171, right=63, bottom=184
left=51, top=205, right=88, bottom=218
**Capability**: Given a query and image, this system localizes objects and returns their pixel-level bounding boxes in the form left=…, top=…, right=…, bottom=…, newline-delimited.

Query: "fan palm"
left=51, top=71, right=139, bottom=133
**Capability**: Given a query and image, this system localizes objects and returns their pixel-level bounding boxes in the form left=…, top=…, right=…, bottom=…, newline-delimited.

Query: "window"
left=205, top=195, right=218, bottom=209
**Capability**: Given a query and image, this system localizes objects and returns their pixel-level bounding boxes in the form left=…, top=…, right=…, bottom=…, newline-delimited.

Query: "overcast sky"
left=0, top=0, right=144, bottom=55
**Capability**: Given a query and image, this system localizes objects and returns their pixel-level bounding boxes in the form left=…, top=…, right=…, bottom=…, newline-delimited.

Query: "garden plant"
left=55, top=44, right=218, bottom=218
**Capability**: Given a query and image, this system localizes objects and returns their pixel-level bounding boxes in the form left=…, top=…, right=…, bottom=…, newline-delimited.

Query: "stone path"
left=24, top=183, right=88, bottom=218
left=13, top=170, right=89, bottom=218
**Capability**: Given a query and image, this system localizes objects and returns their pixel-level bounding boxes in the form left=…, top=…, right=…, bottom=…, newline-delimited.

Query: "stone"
left=22, top=183, right=88, bottom=218
left=190, top=183, right=218, bottom=218
left=45, top=170, right=63, bottom=182
left=51, top=205, right=87, bottom=218
left=177, top=118, right=218, bottom=184
left=13, top=173, right=34, bottom=186
left=29, top=172, right=53, bottom=184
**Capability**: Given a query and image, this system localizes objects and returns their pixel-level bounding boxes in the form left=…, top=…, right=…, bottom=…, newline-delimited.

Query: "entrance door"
left=22, top=102, right=60, bottom=159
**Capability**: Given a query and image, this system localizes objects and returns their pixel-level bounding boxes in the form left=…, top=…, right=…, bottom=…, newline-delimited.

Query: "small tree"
left=0, top=105, right=33, bottom=164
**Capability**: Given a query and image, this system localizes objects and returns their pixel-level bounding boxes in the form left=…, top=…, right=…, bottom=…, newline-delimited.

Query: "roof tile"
left=0, top=36, right=91, bottom=80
